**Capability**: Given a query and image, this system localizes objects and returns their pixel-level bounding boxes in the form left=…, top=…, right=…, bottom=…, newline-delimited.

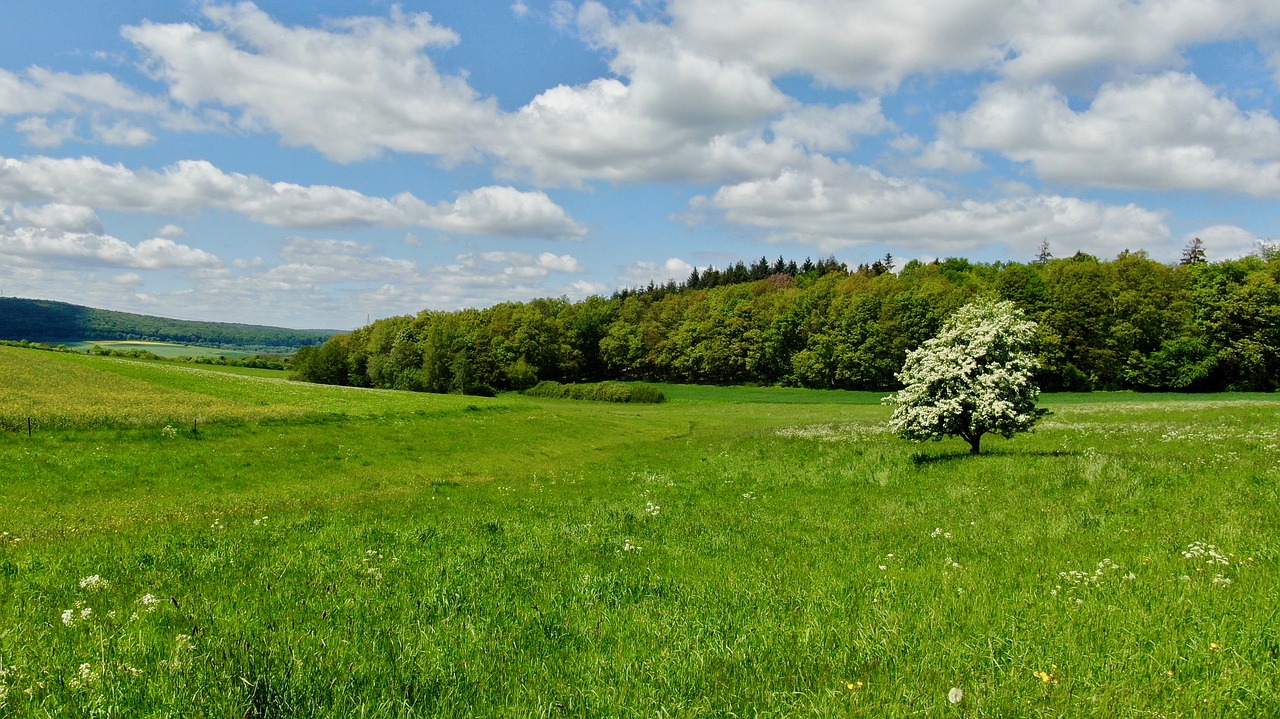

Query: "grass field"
left=63, top=340, right=258, bottom=359
left=1, top=344, right=1277, bottom=717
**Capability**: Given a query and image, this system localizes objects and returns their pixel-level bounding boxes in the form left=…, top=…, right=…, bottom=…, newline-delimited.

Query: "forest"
left=0, top=297, right=337, bottom=352
left=292, top=246, right=1280, bottom=395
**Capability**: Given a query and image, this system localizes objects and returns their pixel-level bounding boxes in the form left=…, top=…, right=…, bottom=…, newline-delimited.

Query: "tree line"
left=0, top=297, right=337, bottom=352
left=293, top=247, right=1280, bottom=394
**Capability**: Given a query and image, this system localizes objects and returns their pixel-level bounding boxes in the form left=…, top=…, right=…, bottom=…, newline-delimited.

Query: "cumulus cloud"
left=11, top=203, right=104, bottom=233
left=0, top=155, right=585, bottom=238
left=16, top=117, right=77, bottom=148
left=480, top=250, right=584, bottom=273
left=0, top=224, right=221, bottom=269
left=118, top=2, right=814, bottom=185
left=691, top=161, right=1172, bottom=256
left=424, top=186, right=587, bottom=238
left=768, top=101, right=893, bottom=153
left=92, top=120, right=155, bottom=147
left=619, top=257, right=695, bottom=286
left=948, top=73, right=1280, bottom=195
left=489, top=0, right=803, bottom=185
left=667, top=0, right=1280, bottom=88
left=1188, top=225, right=1266, bottom=260
left=124, top=3, right=498, bottom=163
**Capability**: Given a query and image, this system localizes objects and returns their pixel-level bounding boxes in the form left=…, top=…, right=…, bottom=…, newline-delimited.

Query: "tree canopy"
left=292, top=249, right=1280, bottom=396
left=885, top=299, right=1047, bottom=454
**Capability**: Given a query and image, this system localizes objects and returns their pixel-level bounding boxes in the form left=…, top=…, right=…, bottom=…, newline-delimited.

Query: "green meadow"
left=62, top=341, right=259, bottom=359
left=0, top=344, right=1277, bottom=717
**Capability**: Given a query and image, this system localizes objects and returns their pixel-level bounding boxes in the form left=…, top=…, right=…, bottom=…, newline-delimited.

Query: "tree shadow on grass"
left=910, top=447, right=1081, bottom=467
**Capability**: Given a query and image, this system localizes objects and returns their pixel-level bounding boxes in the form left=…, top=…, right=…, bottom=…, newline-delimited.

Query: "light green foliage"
left=886, top=299, right=1047, bottom=454
left=1, top=346, right=1278, bottom=716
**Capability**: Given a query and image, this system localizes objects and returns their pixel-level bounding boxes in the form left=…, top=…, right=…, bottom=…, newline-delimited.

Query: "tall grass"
left=0, top=346, right=1276, bottom=716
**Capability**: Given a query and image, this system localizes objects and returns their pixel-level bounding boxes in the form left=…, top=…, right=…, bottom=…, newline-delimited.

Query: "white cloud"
left=491, top=2, right=802, bottom=184
left=92, top=120, right=155, bottom=147
left=562, top=279, right=610, bottom=299
left=535, top=252, right=583, bottom=273
left=668, top=0, right=1010, bottom=90
left=667, top=0, right=1280, bottom=89
left=119, top=2, right=808, bottom=186
left=0, top=67, right=165, bottom=116
left=16, top=117, right=77, bottom=148
left=0, top=155, right=585, bottom=238
left=11, top=203, right=103, bottom=233
left=0, top=224, right=221, bottom=269
left=477, top=251, right=582, bottom=273
left=691, top=162, right=1172, bottom=257
left=123, top=3, right=499, bottom=163
left=998, top=1, right=1280, bottom=84
left=424, top=186, right=587, bottom=238
left=1187, top=225, right=1264, bottom=261
left=768, top=101, right=893, bottom=152
left=156, top=223, right=185, bottom=238
left=619, top=257, right=695, bottom=286
left=949, top=73, right=1280, bottom=195
left=899, top=136, right=984, bottom=173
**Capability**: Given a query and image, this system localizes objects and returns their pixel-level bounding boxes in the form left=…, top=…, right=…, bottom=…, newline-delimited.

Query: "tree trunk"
left=967, top=433, right=982, bottom=455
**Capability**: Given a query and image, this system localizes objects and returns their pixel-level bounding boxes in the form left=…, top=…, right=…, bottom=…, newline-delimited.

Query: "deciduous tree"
left=885, top=299, right=1047, bottom=454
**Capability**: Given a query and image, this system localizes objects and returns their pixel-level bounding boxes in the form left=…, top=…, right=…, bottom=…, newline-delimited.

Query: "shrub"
left=524, top=380, right=665, bottom=403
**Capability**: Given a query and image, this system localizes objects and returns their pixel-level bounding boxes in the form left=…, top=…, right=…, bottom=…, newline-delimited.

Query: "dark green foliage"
left=0, top=297, right=337, bottom=351
left=524, top=380, right=665, bottom=403
left=282, top=251, right=1280, bottom=395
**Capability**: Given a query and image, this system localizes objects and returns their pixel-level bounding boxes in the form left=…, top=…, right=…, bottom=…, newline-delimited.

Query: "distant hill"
left=0, top=297, right=339, bottom=352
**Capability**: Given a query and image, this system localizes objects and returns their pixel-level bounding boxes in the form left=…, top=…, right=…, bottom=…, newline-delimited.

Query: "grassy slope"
left=62, top=341, right=259, bottom=359
left=0, top=297, right=337, bottom=350
left=0, top=346, right=1277, bottom=717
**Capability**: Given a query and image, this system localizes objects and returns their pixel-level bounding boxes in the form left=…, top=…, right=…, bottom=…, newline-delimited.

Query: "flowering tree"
left=885, top=299, right=1047, bottom=454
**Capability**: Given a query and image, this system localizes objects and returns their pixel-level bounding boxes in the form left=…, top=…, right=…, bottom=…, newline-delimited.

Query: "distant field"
left=1, top=345, right=1277, bottom=717
left=62, top=340, right=259, bottom=358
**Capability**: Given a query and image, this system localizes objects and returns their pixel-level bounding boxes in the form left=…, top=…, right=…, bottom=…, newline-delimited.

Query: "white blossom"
left=885, top=299, right=1047, bottom=454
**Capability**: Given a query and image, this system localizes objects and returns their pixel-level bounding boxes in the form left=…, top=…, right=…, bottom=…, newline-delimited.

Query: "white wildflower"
left=622, top=539, right=641, bottom=553
left=78, top=575, right=108, bottom=591
left=68, top=663, right=98, bottom=689
left=948, top=687, right=964, bottom=704
left=1182, top=542, right=1229, bottom=565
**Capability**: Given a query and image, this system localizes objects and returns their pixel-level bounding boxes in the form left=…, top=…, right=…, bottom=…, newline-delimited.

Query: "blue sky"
left=1, top=1, right=1278, bottom=329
